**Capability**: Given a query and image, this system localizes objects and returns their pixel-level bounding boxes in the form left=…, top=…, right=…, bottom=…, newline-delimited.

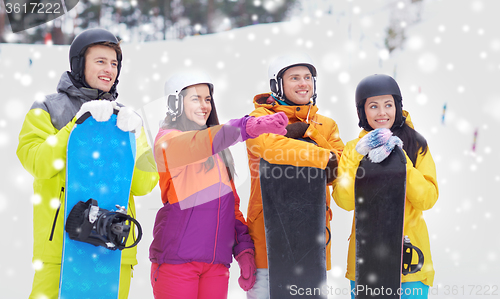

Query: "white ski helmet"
left=164, top=70, right=214, bottom=120
left=268, top=53, right=317, bottom=104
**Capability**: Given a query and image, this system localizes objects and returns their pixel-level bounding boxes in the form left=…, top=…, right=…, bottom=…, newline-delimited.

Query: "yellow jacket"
left=16, top=73, right=159, bottom=266
left=246, top=93, right=345, bottom=270
left=332, top=111, right=438, bottom=286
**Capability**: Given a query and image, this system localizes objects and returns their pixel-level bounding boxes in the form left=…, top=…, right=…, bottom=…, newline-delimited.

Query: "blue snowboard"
left=59, top=113, right=136, bottom=299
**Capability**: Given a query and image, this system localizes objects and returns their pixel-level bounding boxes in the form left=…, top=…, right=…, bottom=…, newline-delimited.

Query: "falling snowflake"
left=32, top=259, right=43, bottom=271
left=53, top=159, right=65, bottom=170
left=31, top=194, right=42, bottom=205
left=417, top=52, right=438, bottom=73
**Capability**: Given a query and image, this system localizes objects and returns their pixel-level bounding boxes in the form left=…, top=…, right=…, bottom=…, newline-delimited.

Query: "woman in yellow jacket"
left=332, top=74, right=438, bottom=299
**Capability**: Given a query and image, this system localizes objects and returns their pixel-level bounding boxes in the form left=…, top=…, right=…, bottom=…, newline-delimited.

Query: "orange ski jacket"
left=245, top=93, right=345, bottom=270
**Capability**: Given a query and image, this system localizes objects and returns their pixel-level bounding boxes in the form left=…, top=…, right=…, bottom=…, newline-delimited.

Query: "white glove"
left=367, top=136, right=403, bottom=163
left=75, top=100, right=114, bottom=122
left=115, top=104, right=143, bottom=139
left=355, top=128, right=393, bottom=156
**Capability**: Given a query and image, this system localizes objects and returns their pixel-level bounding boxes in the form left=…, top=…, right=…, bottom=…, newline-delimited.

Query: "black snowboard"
left=354, top=146, right=407, bottom=298
left=260, top=159, right=327, bottom=298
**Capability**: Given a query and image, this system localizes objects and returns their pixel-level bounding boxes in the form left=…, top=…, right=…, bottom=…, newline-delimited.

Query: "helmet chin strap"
left=80, top=72, right=119, bottom=99
left=357, top=98, right=406, bottom=131
left=70, top=42, right=121, bottom=98
left=279, top=78, right=317, bottom=106
left=277, top=73, right=317, bottom=106
left=68, top=71, right=118, bottom=101
left=280, top=94, right=298, bottom=106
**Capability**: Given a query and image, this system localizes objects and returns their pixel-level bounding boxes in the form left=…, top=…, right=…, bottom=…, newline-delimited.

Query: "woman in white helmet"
left=149, top=70, right=288, bottom=299
left=245, top=53, right=345, bottom=299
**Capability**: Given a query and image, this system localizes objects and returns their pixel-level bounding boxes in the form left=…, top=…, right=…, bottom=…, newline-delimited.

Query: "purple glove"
left=355, top=128, right=393, bottom=156
left=235, top=249, right=256, bottom=291
left=246, top=112, right=288, bottom=138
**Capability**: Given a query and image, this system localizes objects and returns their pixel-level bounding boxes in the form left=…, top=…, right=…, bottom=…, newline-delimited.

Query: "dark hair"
left=78, top=41, right=123, bottom=96
left=391, top=127, right=428, bottom=167
left=84, top=41, right=122, bottom=60
left=360, top=95, right=428, bottom=165
left=162, top=84, right=236, bottom=180
left=390, top=95, right=428, bottom=165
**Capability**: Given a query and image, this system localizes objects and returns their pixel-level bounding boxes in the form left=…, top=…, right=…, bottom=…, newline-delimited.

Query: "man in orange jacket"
left=245, top=53, right=345, bottom=298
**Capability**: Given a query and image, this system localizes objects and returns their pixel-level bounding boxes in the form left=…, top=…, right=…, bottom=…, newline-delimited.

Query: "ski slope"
left=1, top=0, right=499, bottom=297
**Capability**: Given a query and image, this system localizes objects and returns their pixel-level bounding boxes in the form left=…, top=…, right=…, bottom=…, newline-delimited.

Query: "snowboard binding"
left=402, top=235, right=424, bottom=275
left=65, top=198, right=142, bottom=250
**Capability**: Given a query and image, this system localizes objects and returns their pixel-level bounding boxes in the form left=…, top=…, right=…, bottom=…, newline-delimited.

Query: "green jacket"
left=16, top=72, right=159, bottom=265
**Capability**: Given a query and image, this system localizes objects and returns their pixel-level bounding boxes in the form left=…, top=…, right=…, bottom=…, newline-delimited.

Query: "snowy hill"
left=1, top=0, right=499, bottom=298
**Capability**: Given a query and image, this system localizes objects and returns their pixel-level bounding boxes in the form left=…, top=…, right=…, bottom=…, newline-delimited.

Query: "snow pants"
left=29, top=262, right=133, bottom=299
left=150, top=262, right=229, bottom=299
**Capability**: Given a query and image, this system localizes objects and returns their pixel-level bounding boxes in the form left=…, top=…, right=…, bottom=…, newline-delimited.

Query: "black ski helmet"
left=355, top=74, right=405, bottom=131
left=69, top=28, right=122, bottom=88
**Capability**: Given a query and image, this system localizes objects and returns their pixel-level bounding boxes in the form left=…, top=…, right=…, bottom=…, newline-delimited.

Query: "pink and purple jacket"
left=149, top=116, right=254, bottom=267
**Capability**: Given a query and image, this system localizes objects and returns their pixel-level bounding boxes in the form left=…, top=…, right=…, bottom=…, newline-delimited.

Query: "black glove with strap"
left=284, top=122, right=309, bottom=139
left=325, top=153, right=338, bottom=184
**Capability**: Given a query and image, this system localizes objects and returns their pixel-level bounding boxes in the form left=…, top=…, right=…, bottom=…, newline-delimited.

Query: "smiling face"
left=281, top=65, right=314, bottom=105
left=364, top=94, right=396, bottom=129
left=84, top=44, right=118, bottom=92
left=182, top=84, right=212, bottom=127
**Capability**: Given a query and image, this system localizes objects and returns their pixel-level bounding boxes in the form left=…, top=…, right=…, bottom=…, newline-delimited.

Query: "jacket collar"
left=58, top=72, right=116, bottom=102
left=253, top=93, right=318, bottom=123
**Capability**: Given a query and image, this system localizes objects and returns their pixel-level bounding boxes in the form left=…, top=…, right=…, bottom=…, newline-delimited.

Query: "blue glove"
left=367, top=136, right=403, bottom=163
left=355, top=128, right=393, bottom=156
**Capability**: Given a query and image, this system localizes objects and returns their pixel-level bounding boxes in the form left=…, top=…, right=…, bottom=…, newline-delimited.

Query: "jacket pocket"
left=49, top=187, right=64, bottom=241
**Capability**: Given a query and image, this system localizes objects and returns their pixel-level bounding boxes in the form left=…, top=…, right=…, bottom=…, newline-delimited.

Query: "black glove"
left=325, top=153, right=338, bottom=184
left=284, top=122, right=309, bottom=139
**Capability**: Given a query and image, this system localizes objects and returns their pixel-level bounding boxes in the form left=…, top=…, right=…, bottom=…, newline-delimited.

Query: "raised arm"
left=156, top=113, right=287, bottom=170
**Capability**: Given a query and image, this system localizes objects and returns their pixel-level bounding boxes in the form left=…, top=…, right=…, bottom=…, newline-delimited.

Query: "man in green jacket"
left=16, top=28, right=159, bottom=299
